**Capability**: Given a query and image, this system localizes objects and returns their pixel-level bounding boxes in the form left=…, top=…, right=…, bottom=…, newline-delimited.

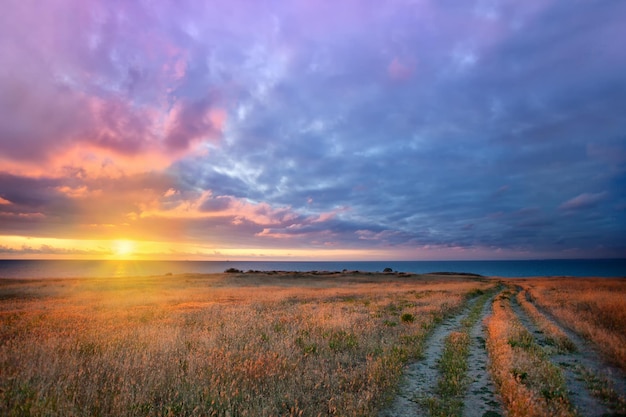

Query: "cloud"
left=0, top=244, right=108, bottom=257
left=199, top=195, right=233, bottom=212
left=559, top=192, right=608, bottom=211
left=1, top=0, right=626, bottom=259
left=0, top=0, right=229, bottom=174
left=164, top=98, right=226, bottom=152
left=0, top=76, right=88, bottom=162
left=387, top=57, right=415, bottom=81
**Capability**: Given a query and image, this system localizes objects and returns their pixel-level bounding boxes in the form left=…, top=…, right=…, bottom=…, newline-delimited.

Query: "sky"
left=0, top=0, right=625, bottom=261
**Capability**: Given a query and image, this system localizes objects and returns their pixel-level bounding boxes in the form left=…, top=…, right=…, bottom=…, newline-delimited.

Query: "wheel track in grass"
left=463, top=293, right=502, bottom=417
left=520, top=290, right=626, bottom=397
left=510, top=289, right=626, bottom=416
left=378, top=297, right=479, bottom=416
left=380, top=291, right=504, bottom=417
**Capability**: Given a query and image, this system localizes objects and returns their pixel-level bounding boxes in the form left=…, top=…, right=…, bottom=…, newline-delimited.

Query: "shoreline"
left=1, top=258, right=624, bottom=279
left=1, top=270, right=625, bottom=283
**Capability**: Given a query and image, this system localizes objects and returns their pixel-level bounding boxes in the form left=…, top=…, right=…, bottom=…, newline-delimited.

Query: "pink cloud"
left=255, top=228, right=293, bottom=239
left=559, top=192, right=608, bottom=211
left=164, top=98, right=226, bottom=152
left=0, top=75, right=90, bottom=161
left=86, top=96, right=159, bottom=155
left=388, top=57, right=415, bottom=82
left=0, top=0, right=221, bottom=178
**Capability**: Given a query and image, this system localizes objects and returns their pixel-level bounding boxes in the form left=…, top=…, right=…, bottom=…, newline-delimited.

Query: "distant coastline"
left=0, top=259, right=625, bottom=279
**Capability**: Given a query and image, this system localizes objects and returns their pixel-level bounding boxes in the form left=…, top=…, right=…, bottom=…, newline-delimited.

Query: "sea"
left=0, top=259, right=624, bottom=279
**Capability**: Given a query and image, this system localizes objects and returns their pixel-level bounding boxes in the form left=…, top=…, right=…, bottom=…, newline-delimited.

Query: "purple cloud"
left=164, top=97, right=225, bottom=152
left=1, top=0, right=625, bottom=259
left=199, top=195, right=233, bottom=212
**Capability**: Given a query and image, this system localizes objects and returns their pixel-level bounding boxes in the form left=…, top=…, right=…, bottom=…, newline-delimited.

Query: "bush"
left=401, top=313, right=415, bottom=323
left=224, top=268, right=242, bottom=273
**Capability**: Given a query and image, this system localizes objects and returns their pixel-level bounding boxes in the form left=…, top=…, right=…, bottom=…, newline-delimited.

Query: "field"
left=0, top=272, right=625, bottom=416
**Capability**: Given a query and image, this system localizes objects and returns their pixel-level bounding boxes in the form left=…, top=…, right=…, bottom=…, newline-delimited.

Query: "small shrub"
left=401, top=313, right=415, bottom=323
left=512, top=368, right=528, bottom=382
left=328, top=330, right=358, bottom=352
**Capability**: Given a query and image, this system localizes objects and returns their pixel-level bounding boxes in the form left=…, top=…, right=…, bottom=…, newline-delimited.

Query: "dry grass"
left=516, top=278, right=626, bottom=371
left=0, top=272, right=490, bottom=417
left=485, top=290, right=573, bottom=417
left=515, top=290, right=576, bottom=353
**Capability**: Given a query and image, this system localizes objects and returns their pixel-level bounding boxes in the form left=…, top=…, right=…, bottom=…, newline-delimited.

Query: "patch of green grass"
left=437, top=331, right=471, bottom=395
left=465, top=288, right=485, bottom=299
left=576, top=365, right=626, bottom=415
left=424, top=396, right=465, bottom=417
left=327, top=330, right=358, bottom=352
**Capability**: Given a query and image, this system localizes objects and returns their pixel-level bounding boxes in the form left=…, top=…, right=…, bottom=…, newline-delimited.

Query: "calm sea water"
left=0, top=259, right=624, bottom=279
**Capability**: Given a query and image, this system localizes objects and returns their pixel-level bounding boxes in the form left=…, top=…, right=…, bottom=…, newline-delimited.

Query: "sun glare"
left=113, top=240, right=135, bottom=258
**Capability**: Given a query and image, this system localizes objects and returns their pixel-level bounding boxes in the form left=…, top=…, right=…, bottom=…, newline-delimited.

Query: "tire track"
left=522, top=290, right=626, bottom=397
left=380, top=292, right=505, bottom=417
left=510, top=290, right=626, bottom=416
left=379, top=297, right=480, bottom=417
left=463, top=293, right=502, bottom=417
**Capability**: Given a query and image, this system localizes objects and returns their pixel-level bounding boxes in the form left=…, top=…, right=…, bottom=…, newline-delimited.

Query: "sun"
left=113, top=240, right=135, bottom=258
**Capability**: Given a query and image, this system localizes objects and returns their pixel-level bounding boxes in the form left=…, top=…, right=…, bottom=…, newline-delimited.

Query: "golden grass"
left=0, top=272, right=490, bottom=416
left=515, top=290, right=576, bottom=353
left=485, top=290, right=573, bottom=417
left=516, top=278, right=626, bottom=371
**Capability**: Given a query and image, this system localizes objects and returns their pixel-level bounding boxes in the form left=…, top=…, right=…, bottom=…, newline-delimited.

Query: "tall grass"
left=518, top=278, right=626, bottom=371
left=485, top=290, right=573, bottom=417
left=515, top=290, right=576, bottom=353
left=0, top=273, right=489, bottom=416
